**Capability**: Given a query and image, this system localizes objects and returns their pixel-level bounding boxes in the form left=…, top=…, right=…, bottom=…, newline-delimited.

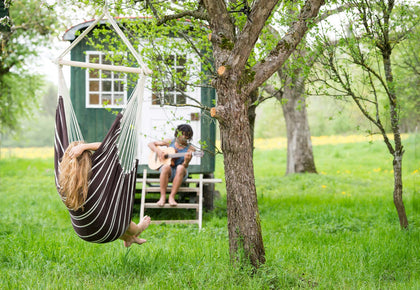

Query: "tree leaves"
left=0, top=0, right=58, bottom=134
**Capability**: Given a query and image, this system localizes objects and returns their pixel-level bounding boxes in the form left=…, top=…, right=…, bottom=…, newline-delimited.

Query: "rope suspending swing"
left=54, top=4, right=152, bottom=243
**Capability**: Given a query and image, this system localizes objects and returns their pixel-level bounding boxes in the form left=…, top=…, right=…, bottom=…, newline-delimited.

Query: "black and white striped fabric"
left=54, top=96, right=138, bottom=243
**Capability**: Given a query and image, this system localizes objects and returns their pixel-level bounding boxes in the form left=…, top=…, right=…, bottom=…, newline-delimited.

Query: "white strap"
left=55, top=5, right=152, bottom=75
left=103, top=9, right=152, bottom=75
left=58, top=65, right=84, bottom=142
left=57, top=13, right=106, bottom=61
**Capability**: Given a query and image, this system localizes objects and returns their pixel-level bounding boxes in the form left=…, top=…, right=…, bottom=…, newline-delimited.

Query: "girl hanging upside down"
left=58, top=141, right=151, bottom=247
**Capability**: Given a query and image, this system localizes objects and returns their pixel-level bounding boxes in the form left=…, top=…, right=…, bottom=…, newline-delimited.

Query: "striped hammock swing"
left=54, top=8, right=151, bottom=243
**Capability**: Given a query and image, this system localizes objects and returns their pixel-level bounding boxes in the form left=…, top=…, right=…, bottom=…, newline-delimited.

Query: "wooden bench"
left=138, top=169, right=222, bottom=229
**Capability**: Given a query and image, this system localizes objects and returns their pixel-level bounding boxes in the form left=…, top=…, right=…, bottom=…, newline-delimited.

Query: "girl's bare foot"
left=135, top=215, right=151, bottom=237
left=123, top=236, right=147, bottom=248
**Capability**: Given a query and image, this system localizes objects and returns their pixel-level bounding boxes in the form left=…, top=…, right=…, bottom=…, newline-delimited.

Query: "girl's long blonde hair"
left=58, top=141, right=92, bottom=211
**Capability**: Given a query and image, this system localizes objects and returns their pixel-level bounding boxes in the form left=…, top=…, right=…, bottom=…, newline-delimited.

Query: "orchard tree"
left=263, top=49, right=318, bottom=174
left=0, top=0, right=58, bottom=133
left=315, top=0, right=419, bottom=229
left=153, top=0, right=324, bottom=267
left=261, top=4, right=351, bottom=174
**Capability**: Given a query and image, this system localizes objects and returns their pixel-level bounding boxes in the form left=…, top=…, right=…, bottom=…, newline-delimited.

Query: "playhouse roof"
left=63, top=16, right=151, bottom=41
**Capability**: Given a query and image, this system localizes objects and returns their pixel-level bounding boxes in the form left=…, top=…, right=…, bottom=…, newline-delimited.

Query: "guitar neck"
left=167, top=152, right=188, bottom=158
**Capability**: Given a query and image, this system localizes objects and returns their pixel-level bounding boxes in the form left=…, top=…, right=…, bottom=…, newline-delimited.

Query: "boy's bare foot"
left=135, top=215, right=151, bottom=236
left=157, top=198, right=165, bottom=207
left=168, top=197, right=178, bottom=206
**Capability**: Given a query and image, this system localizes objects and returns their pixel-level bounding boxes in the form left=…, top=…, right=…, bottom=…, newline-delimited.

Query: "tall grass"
left=0, top=135, right=418, bottom=289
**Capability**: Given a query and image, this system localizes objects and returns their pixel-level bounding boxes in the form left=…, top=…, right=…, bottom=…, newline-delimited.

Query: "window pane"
left=165, top=84, right=175, bottom=91
left=177, top=82, right=187, bottom=92
left=164, top=93, right=174, bottom=104
left=102, top=81, right=112, bottom=92
left=102, top=94, right=112, bottom=106
left=151, top=77, right=161, bottom=105
left=89, top=81, right=99, bottom=91
left=176, top=93, right=186, bottom=105
left=165, top=55, right=174, bottom=66
left=176, top=68, right=187, bottom=91
left=114, top=94, right=124, bottom=105
left=114, top=81, right=124, bottom=92
left=113, top=57, right=123, bottom=66
left=89, top=69, right=99, bottom=78
left=102, top=70, right=111, bottom=78
left=152, top=93, right=160, bottom=105
left=89, top=94, right=99, bottom=105
left=89, top=54, right=100, bottom=64
left=103, top=58, right=112, bottom=65
left=114, top=72, right=124, bottom=79
left=176, top=67, right=186, bottom=75
left=177, top=55, right=186, bottom=67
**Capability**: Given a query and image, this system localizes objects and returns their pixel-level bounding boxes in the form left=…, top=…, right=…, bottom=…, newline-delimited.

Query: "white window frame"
left=85, top=51, right=128, bottom=109
left=147, top=39, right=200, bottom=107
left=152, top=53, right=189, bottom=106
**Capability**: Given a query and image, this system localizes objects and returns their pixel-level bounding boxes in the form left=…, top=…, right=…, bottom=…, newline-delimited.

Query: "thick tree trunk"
left=278, top=72, right=317, bottom=174
left=203, top=0, right=324, bottom=268
left=218, top=87, right=265, bottom=268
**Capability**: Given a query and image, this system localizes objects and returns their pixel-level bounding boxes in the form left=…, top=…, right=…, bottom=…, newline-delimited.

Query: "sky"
left=34, top=0, right=93, bottom=86
left=35, top=41, right=69, bottom=86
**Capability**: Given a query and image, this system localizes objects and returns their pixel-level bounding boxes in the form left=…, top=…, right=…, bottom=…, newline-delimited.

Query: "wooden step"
left=151, top=220, right=199, bottom=225
left=136, top=178, right=222, bottom=184
left=140, top=169, right=208, bottom=230
left=137, top=178, right=198, bottom=184
left=144, top=203, right=199, bottom=209
left=144, top=187, right=199, bottom=193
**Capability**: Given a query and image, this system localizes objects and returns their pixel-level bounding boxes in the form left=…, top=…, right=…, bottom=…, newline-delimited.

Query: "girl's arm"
left=70, top=142, right=101, bottom=158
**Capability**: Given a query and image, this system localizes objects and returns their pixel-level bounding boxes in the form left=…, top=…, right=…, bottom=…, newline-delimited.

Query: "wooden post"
left=199, top=174, right=203, bottom=230
left=140, top=169, right=148, bottom=219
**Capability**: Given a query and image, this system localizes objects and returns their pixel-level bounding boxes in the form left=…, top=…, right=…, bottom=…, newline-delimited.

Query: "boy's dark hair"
left=175, top=124, right=193, bottom=139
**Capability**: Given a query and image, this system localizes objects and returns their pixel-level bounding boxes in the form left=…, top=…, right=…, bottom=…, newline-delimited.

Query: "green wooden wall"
left=70, top=38, right=120, bottom=143
left=69, top=26, right=216, bottom=175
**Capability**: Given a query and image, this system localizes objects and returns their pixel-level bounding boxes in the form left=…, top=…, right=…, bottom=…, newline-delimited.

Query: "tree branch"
left=245, top=0, right=325, bottom=95
left=156, top=6, right=209, bottom=26
left=228, top=0, right=279, bottom=73
left=315, top=3, right=353, bottom=24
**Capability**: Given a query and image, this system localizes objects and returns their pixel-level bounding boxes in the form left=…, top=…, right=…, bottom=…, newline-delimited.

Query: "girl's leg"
left=124, top=216, right=151, bottom=236
left=120, top=216, right=151, bottom=247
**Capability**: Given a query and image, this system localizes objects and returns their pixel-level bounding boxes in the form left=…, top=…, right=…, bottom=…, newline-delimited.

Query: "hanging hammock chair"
left=54, top=8, right=151, bottom=243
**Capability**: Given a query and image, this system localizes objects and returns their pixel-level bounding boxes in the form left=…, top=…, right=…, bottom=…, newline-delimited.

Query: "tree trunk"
left=248, top=90, right=258, bottom=153
left=381, top=33, right=408, bottom=228
left=203, top=0, right=325, bottom=268
left=278, top=71, right=317, bottom=174
left=218, top=86, right=265, bottom=268
left=393, top=150, right=408, bottom=228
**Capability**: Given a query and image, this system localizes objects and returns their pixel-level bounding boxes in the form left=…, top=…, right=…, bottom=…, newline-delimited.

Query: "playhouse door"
left=138, top=80, right=201, bottom=166
left=138, top=95, right=201, bottom=166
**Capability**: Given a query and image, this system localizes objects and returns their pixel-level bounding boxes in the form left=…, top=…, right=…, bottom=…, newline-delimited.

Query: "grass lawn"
left=0, top=134, right=419, bottom=289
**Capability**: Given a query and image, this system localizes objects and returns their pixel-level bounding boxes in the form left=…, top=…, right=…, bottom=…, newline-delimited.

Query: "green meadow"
left=0, top=135, right=419, bottom=289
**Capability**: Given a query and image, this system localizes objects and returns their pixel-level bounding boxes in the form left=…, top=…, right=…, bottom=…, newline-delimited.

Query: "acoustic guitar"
left=148, top=147, right=204, bottom=170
